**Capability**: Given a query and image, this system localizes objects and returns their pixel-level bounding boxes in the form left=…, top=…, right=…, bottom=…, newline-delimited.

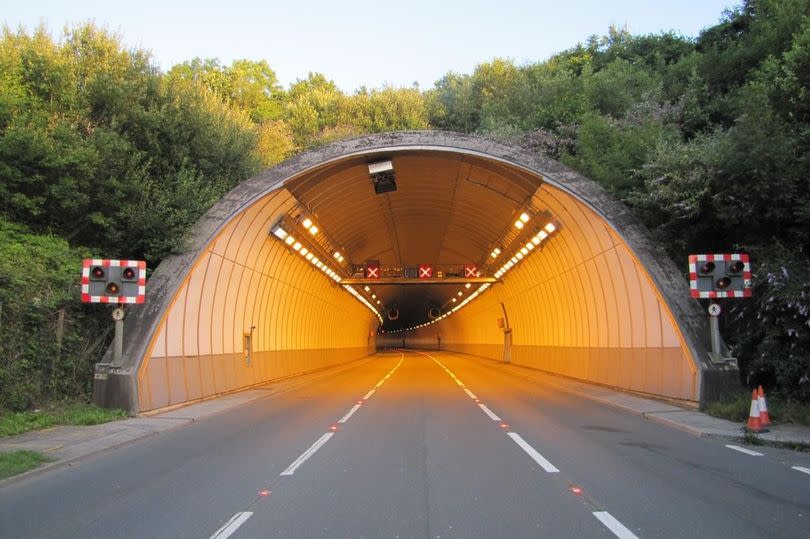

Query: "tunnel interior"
left=96, top=133, right=734, bottom=414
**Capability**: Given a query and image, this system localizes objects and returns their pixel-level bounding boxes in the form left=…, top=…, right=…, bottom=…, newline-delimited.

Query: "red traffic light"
left=106, top=282, right=120, bottom=295
left=122, top=267, right=136, bottom=280
left=728, top=261, right=744, bottom=273
left=700, top=261, right=715, bottom=274
left=92, top=266, right=105, bottom=279
left=716, top=277, right=732, bottom=289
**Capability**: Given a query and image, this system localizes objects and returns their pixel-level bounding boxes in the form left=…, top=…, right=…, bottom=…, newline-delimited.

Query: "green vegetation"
left=704, top=390, right=810, bottom=426
left=0, top=450, right=51, bottom=479
left=1, top=0, right=809, bottom=412
left=0, top=402, right=127, bottom=437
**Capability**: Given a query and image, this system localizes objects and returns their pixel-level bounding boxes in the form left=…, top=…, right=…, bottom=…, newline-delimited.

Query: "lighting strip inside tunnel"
left=272, top=220, right=383, bottom=323
left=391, top=220, right=558, bottom=333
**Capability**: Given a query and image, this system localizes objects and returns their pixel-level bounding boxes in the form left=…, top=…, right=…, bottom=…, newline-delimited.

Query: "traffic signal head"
left=689, top=254, right=751, bottom=299
left=122, top=267, right=137, bottom=281
left=82, top=259, right=146, bottom=304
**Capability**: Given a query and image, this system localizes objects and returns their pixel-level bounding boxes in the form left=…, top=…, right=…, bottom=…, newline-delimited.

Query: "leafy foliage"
left=3, top=3, right=810, bottom=407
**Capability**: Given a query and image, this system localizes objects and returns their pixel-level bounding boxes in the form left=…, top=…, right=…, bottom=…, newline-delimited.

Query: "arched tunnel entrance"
left=94, top=132, right=737, bottom=413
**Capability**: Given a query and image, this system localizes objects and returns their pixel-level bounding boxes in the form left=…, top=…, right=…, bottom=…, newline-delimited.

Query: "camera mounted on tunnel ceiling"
left=368, top=160, right=397, bottom=194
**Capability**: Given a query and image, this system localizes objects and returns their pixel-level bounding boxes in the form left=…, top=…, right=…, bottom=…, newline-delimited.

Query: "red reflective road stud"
left=570, top=486, right=583, bottom=495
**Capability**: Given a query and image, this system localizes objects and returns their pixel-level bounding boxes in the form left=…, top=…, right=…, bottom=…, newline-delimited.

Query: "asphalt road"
left=1, top=350, right=809, bottom=538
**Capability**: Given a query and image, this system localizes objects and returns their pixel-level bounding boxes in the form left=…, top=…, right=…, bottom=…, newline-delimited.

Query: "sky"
left=4, top=0, right=738, bottom=92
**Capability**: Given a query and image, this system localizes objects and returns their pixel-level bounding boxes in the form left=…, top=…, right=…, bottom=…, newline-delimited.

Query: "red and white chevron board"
left=688, top=253, right=752, bottom=298
left=81, top=259, right=146, bottom=304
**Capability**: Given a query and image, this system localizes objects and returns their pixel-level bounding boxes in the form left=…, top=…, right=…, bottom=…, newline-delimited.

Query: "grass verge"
left=0, top=402, right=127, bottom=438
left=0, top=450, right=52, bottom=480
left=704, top=390, right=810, bottom=426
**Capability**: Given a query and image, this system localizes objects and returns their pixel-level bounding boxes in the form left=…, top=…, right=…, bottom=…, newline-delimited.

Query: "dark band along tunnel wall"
left=93, top=132, right=738, bottom=413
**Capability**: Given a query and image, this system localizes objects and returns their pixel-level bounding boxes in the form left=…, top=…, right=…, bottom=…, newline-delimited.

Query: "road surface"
left=1, top=350, right=808, bottom=538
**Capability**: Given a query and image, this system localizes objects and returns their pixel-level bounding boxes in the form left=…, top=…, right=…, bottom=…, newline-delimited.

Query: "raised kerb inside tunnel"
left=93, top=131, right=738, bottom=414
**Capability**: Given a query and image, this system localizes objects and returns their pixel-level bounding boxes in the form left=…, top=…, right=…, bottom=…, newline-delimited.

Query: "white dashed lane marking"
left=506, top=432, right=560, bottom=473
left=725, top=444, right=763, bottom=456
left=281, top=432, right=334, bottom=476
left=792, top=466, right=810, bottom=475
left=209, top=512, right=253, bottom=539
left=593, top=511, right=640, bottom=539
left=478, top=403, right=501, bottom=421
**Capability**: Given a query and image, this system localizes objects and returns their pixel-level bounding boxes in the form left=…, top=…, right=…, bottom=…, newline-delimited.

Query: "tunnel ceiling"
left=285, top=152, right=544, bottom=329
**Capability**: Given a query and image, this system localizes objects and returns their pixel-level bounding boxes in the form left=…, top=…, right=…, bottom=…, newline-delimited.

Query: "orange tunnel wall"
left=386, top=184, right=699, bottom=402
left=137, top=188, right=377, bottom=412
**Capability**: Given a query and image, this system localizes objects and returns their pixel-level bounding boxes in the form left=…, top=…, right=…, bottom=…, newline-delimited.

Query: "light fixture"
left=457, top=291, right=463, bottom=296
left=520, top=212, right=530, bottom=223
left=514, top=220, right=525, bottom=229
left=292, top=242, right=302, bottom=251
left=272, top=226, right=287, bottom=240
left=302, top=218, right=313, bottom=229
left=285, top=235, right=295, bottom=246
left=308, top=225, right=318, bottom=235
left=545, top=223, right=556, bottom=233
left=465, top=283, right=471, bottom=289
left=364, top=285, right=370, bottom=292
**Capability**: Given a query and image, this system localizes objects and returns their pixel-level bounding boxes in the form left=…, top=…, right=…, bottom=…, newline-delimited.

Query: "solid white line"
left=464, top=388, right=477, bottom=399
left=507, top=432, right=559, bottom=473
left=362, top=389, right=375, bottom=400
left=281, top=432, right=334, bottom=476
left=725, top=444, right=764, bottom=456
left=792, top=466, right=810, bottom=475
left=339, top=404, right=362, bottom=423
left=210, top=512, right=253, bottom=539
left=593, top=511, right=639, bottom=539
left=455, top=379, right=465, bottom=387
left=478, top=403, right=501, bottom=421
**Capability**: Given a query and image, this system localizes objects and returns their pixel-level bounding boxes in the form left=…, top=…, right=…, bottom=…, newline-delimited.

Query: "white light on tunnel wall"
left=388, top=281, right=494, bottom=334
left=343, top=285, right=383, bottom=323
left=272, top=221, right=386, bottom=323
left=493, top=221, right=558, bottom=280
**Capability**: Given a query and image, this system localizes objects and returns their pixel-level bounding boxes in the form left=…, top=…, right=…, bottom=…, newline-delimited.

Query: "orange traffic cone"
left=757, top=385, right=771, bottom=426
left=746, top=389, right=764, bottom=432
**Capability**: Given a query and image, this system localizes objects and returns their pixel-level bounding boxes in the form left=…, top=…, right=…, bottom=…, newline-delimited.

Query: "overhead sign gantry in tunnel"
left=93, top=132, right=738, bottom=414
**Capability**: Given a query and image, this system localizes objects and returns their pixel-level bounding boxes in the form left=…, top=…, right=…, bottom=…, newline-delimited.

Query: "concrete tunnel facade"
left=93, top=131, right=738, bottom=414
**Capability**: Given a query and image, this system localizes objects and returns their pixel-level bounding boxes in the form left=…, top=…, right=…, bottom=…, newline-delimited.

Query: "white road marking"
left=593, top=511, right=639, bottom=539
left=362, top=389, right=375, bottom=400
left=725, top=444, right=763, bottom=456
left=478, top=403, right=501, bottom=421
left=281, top=432, right=334, bottom=476
left=464, top=388, right=477, bottom=399
left=455, top=379, right=465, bottom=387
left=339, top=404, right=362, bottom=423
left=210, top=512, right=253, bottom=539
left=507, top=432, right=559, bottom=473
left=792, top=466, right=810, bottom=475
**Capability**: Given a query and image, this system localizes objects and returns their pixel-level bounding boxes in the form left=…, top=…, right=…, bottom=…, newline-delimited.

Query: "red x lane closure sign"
left=418, top=264, right=433, bottom=279
left=464, top=265, right=479, bottom=278
left=365, top=263, right=380, bottom=279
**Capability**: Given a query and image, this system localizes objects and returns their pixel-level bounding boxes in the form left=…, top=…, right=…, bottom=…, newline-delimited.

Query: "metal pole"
left=112, top=306, right=124, bottom=366
left=709, top=313, right=722, bottom=358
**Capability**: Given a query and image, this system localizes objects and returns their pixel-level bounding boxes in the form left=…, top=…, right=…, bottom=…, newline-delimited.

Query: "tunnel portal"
left=94, top=132, right=737, bottom=413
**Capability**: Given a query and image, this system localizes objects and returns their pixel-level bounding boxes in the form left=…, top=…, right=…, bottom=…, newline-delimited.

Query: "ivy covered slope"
left=0, top=0, right=808, bottom=413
